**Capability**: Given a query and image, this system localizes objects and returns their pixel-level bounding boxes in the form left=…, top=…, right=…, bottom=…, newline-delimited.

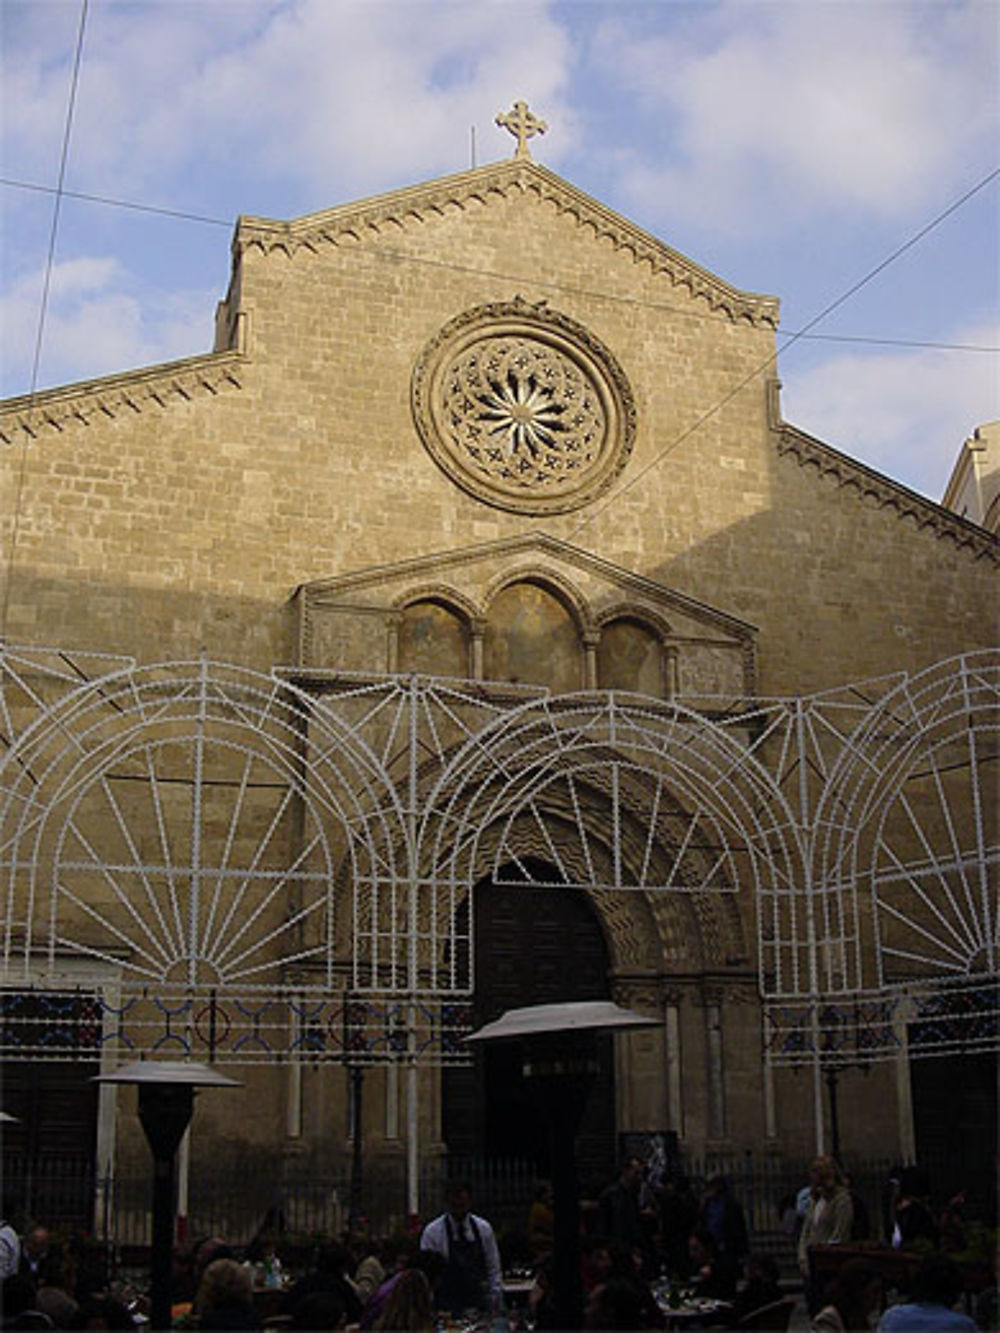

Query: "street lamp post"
left=344, top=995, right=367, bottom=1231
left=94, top=1061, right=240, bottom=1331
left=467, top=1000, right=657, bottom=1331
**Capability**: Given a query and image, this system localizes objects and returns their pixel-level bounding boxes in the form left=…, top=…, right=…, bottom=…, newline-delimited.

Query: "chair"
left=736, top=1296, right=797, bottom=1330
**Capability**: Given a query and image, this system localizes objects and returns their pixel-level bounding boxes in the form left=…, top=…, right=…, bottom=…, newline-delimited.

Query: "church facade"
left=1, top=118, right=996, bottom=1231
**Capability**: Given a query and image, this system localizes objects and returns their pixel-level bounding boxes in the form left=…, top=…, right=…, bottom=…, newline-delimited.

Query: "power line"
left=567, top=164, right=1000, bottom=542
left=0, top=176, right=230, bottom=228
left=2, top=0, right=89, bottom=638
left=2, top=173, right=997, bottom=354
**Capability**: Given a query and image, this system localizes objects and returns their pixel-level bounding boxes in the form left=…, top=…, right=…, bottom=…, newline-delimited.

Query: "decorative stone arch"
left=481, top=564, right=595, bottom=634
left=482, top=567, right=596, bottom=691
left=390, top=585, right=484, bottom=679
left=390, top=583, right=483, bottom=624
left=455, top=808, right=661, bottom=977
left=594, top=601, right=674, bottom=641
left=594, top=602, right=677, bottom=697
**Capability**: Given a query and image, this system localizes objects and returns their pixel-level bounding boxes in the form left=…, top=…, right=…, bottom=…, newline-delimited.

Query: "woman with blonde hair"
left=195, top=1257, right=260, bottom=1329
left=799, top=1156, right=854, bottom=1315
left=373, top=1267, right=434, bottom=1332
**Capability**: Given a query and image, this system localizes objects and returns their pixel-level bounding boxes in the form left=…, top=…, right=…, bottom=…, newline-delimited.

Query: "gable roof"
left=234, top=157, right=780, bottom=329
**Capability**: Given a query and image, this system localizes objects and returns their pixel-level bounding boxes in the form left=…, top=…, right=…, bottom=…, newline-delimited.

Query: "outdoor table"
left=502, top=1274, right=535, bottom=1309
left=657, top=1296, right=733, bottom=1329
left=251, top=1284, right=290, bottom=1321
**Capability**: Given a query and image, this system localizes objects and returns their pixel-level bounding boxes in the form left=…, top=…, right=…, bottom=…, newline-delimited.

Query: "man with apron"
left=420, top=1182, right=503, bottom=1318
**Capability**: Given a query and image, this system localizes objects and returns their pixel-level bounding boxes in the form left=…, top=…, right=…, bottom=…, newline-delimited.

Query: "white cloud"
left=1, top=256, right=215, bottom=396
left=594, top=1, right=998, bottom=237
left=2, top=1, right=575, bottom=206
left=779, top=321, right=1000, bottom=499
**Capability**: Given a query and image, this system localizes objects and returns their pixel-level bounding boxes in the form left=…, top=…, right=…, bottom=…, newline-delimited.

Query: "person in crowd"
left=195, top=1256, right=259, bottom=1330
left=18, top=1227, right=53, bottom=1287
left=281, top=1240, right=361, bottom=1326
left=799, top=1156, right=854, bottom=1313
left=699, top=1176, right=749, bottom=1272
left=731, top=1253, right=781, bottom=1324
left=525, top=1256, right=559, bottom=1331
left=361, top=1246, right=445, bottom=1329
left=811, top=1256, right=883, bottom=1332
left=74, top=1295, right=136, bottom=1331
left=34, top=1252, right=80, bottom=1330
left=938, top=1191, right=968, bottom=1253
left=876, top=1252, right=976, bottom=1332
left=345, top=1226, right=385, bottom=1308
left=584, top=1276, right=643, bottom=1331
left=597, top=1158, right=648, bottom=1265
left=191, top=1236, right=236, bottom=1286
left=358, top=1241, right=419, bottom=1331
left=890, top=1166, right=939, bottom=1250
left=841, top=1173, right=871, bottom=1243
left=419, top=1181, right=502, bottom=1318
left=581, top=1239, right=624, bottom=1294
left=657, top=1175, right=699, bottom=1276
left=686, top=1228, right=738, bottom=1300
left=373, top=1268, right=434, bottom=1332
left=0, top=1202, right=21, bottom=1281
left=528, top=1180, right=555, bottom=1259
left=1, top=1273, right=52, bottom=1329
left=288, top=1289, right=348, bottom=1330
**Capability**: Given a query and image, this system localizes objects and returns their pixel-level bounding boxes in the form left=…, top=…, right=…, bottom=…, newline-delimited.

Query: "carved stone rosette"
left=412, top=298, right=636, bottom=514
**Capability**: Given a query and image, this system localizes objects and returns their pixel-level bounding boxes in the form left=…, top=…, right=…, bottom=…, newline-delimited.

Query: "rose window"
left=442, top=336, right=604, bottom=491
left=412, top=302, right=635, bottom=515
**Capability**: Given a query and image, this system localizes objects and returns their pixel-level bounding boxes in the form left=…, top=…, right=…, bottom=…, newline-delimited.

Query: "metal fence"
left=4, top=1149, right=904, bottom=1264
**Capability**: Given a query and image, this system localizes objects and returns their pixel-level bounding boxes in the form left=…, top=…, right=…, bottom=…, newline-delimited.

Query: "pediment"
left=236, top=159, right=779, bottom=329
left=293, top=533, right=757, bottom=698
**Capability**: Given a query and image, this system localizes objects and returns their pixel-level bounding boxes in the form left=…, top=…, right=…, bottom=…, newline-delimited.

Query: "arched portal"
left=442, top=858, right=615, bottom=1188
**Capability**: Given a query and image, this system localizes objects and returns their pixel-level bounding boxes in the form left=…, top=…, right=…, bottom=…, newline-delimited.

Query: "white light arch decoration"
left=0, top=647, right=996, bottom=1068
left=0, top=657, right=410, bottom=1062
left=418, top=690, right=804, bottom=992
left=817, top=651, right=999, bottom=991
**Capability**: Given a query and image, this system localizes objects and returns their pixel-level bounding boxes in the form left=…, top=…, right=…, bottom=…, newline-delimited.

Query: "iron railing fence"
left=5, top=1151, right=910, bottom=1260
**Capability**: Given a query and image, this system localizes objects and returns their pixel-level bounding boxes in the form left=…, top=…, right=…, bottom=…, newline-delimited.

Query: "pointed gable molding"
left=237, top=160, right=780, bottom=329
left=773, top=412, right=1000, bottom=565
left=0, top=350, right=245, bottom=447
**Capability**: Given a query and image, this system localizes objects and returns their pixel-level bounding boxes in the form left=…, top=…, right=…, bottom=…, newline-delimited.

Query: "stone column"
left=386, top=612, right=402, bottom=674
left=582, top=630, right=600, bottom=690
left=703, top=986, right=726, bottom=1140
left=664, top=645, right=679, bottom=700
left=470, top=618, right=486, bottom=681
left=663, top=987, right=684, bottom=1140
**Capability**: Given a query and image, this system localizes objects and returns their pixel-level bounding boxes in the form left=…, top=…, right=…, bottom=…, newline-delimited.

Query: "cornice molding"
left=236, top=160, right=779, bottom=329
left=773, top=416, right=1000, bottom=566
left=0, top=350, right=245, bottom=447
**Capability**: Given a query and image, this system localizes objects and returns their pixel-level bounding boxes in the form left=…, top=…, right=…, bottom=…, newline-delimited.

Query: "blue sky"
left=2, top=0, right=997, bottom=500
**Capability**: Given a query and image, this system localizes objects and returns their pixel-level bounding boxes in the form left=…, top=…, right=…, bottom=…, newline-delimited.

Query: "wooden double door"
left=442, top=862, right=616, bottom=1191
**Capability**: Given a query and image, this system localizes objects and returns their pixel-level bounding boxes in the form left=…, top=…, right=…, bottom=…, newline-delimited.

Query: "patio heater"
left=94, top=1060, right=240, bottom=1331
left=467, top=1000, right=658, bottom=1331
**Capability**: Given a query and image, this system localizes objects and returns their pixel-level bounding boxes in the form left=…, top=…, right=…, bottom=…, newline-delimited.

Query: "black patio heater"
left=94, top=1060, right=240, bottom=1331
left=467, top=1000, right=658, bottom=1330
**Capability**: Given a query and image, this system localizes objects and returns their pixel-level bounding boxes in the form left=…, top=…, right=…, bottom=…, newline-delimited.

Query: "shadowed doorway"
left=442, top=860, right=616, bottom=1192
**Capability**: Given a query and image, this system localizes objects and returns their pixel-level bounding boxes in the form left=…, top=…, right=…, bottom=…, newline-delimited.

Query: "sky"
left=1, top=0, right=997, bottom=501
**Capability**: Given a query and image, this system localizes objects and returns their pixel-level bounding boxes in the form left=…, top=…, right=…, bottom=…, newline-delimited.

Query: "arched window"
left=597, top=617, right=662, bottom=694
left=397, top=599, right=469, bottom=677
left=484, top=581, right=581, bottom=691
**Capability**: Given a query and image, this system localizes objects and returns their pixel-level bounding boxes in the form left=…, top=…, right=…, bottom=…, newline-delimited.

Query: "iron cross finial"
left=495, top=100, right=547, bottom=160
